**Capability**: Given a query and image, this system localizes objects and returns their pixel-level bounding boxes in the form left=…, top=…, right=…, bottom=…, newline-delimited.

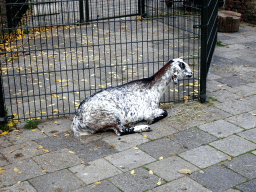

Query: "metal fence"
left=0, top=0, right=204, bottom=121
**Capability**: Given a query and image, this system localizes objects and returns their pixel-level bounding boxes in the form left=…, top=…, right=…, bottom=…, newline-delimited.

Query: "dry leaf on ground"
left=159, top=156, right=164, bottom=160
left=130, top=170, right=135, bottom=175
left=178, top=168, right=192, bottom=174
left=94, top=181, right=101, bottom=184
left=0, top=168, right=5, bottom=174
left=149, top=170, right=153, bottom=175
left=14, top=167, right=22, bottom=173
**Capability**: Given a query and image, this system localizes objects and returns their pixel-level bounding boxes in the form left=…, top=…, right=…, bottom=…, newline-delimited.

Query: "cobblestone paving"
left=0, top=23, right=256, bottom=192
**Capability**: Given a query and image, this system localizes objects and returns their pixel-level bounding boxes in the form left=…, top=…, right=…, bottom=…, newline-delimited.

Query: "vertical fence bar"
left=199, top=0, right=218, bottom=103
left=85, top=0, right=89, bottom=22
left=0, top=63, right=6, bottom=122
left=79, top=0, right=84, bottom=23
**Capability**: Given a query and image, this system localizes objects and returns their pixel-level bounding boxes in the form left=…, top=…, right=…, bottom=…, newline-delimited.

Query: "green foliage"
left=24, top=119, right=40, bottom=129
left=217, top=40, right=229, bottom=47
left=0, top=122, right=12, bottom=132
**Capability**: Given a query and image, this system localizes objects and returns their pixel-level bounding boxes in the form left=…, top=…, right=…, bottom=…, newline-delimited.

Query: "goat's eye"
left=179, top=62, right=185, bottom=70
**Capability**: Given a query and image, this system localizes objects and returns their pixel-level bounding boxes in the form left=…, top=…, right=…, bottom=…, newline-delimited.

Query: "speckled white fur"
left=72, top=58, right=192, bottom=136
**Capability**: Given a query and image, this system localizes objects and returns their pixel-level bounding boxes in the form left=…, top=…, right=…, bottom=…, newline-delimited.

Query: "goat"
left=71, top=58, right=192, bottom=136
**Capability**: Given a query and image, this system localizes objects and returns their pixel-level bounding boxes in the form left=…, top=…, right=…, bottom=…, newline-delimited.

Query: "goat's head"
left=171, top=58, right=192, bottom=85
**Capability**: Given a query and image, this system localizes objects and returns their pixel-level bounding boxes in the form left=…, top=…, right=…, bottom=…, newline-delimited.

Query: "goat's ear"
left=179, top=62, right=186, bottom=70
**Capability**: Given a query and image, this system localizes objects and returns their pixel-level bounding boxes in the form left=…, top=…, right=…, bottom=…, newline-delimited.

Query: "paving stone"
left=69, top=158, right=122, bottom=184
left=0, top=159, right=44, bottom=186
left=223, top=153, right=256, bottom=179
left=153, top=176, right=211, bottom=192
left=224, top=189, right=240, bottom=192
left=0, top=136, right=13, bottom=148
left=216, top=76, right=248, bottom=87
left=226, top=113, right=256, bottom=129
left=142, top=120, right=178, bottom=140
left=206, top=80, right=230, bottom=93
left=238, top=128, right=256, bottom=143
left=210, top=135, right=256, bottom=156
left=237, top=179, right=256, bottom=192
left=37, top=118, right=72, bottom=136
left=179, top=145, right=228, bottom=168
left=190, top=165, right=246, bottom=192
left=72, top=180, right=120, bottom=192
left=252, top=150, right=256, bottom=155
left=227, top=85, right=256, bottom=98
left=209, top=89, right=241, bottom=103
left=0, top=141, right=46, bottom=163
left=138, top=138, right=187, bottom=159
left=5, top=128, right=47, bottom=145
left=199, top=120, right=243, bottom=138
left=36, top=133, right=118, bottom=162
left=0, top=181, right=37, bottom=192
left=102, top=133, right=149, bottom=151
left=171, top=127, right=217, bottom=150
left=29, top=169, right=85, bottom=192
left=109, top=168, right=160, bottom=192
left=32, top=148, right=84, bottom=172
left=146, top=156, right=199, bottom=181
left=214, top=99, right=254, bottom=115
left=104, top=148, right=156, bottom=172
left=204, top=106, right=231, bottom=122
left=0, top=154, right=9, bottom=167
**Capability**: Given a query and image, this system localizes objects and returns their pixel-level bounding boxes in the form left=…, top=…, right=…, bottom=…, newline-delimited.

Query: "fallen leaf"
left=7, top=122, right=13, bottom=128
left=178, top=168, right=192, bottom=175
left=109, top=145, right=115, bottom=149
left=133, top=147, right=139, bottom=150
left=0, top=131, right=9, bottom=135
left=184, top=96, right=189, bottom=100
left=130, top=170, right=135, bottom=175
left=41, top=130, right=44, bottom=133
left=42, top=170, right=46, bottom=172
left=65, top=133, right=69, bottom=137
left=17, top=181, right=21, bottom=184
left=54, top=121, right=58, bottom=124
left=60, top=84, right=68, bottom=87
left=14, top=167, right=22, bottom=173
left=149, top=170, right=153, bottom=175
left=53, top=134, right=59, bottom=137
left=227, top=156, right=232, bottom=161
left=94, top=181, right=101, bottom=184
left=69, top=151, right=76, bottom=154
left=243, top=64, right=249, bottom=67
left=143, top=135, right=148, bottom=138
left=0, top=168, right=5, bottom=174
left=252, top=114, right=256, bottom=116
left=42, top=149, right=49, bottom=153
left=38, top=145, right=43, bottom=149
left=31, top=129, right=37, bottom=132
left=157, top=180, right=161, bottom=185
left=159, top=156, right=164, bottom=160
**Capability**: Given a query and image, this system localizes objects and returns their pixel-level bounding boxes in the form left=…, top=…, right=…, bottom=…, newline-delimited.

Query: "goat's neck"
left=151, top=62, right=174, bottom=94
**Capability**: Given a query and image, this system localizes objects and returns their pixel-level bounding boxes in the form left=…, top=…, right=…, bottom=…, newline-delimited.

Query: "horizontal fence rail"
left=0, top=0, right=201, bottom=120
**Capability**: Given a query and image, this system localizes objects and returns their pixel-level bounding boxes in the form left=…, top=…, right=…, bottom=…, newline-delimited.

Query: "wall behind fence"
left=0, top=0, right=201, bottom=120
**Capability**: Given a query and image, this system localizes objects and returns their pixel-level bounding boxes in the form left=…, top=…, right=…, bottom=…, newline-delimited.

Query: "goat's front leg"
left=147, top=108, right=168, bottom=124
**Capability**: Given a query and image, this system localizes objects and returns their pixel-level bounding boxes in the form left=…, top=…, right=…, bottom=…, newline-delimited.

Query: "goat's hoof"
left=134, top=125, right=151, bottom=132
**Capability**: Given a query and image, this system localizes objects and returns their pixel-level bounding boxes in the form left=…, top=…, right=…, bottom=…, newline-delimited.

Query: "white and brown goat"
left=72, top=58, right=192, bottom=136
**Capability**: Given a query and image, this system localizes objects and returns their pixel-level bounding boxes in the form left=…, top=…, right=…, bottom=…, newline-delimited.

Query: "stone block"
left=69, top=158, right=122, bottom=184
left=109, top=168, right=160, bottom=192
left=179, top=145, right=228, bottom=168
left=29, top=169, right=85, bottom=192
left=190, top=165, right=246, bottom=192
left=210, top=135, right=256, bottom=156
left=146, top=156, right=199, bottom=181
left=138, top=138, right=187, bottom=159
left=104, top=148, right=156, bottom=172
left=199, top=120, right=243, bottom=138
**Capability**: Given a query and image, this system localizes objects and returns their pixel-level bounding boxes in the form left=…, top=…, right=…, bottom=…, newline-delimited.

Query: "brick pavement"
left=0, top=23, right=256, bottom=192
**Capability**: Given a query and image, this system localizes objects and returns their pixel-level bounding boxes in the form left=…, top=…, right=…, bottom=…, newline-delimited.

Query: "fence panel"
left=0, top=0, right=201, bottom=120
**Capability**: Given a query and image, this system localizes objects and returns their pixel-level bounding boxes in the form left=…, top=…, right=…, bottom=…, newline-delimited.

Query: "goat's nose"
left=187, top=73, right=192, bottom=78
